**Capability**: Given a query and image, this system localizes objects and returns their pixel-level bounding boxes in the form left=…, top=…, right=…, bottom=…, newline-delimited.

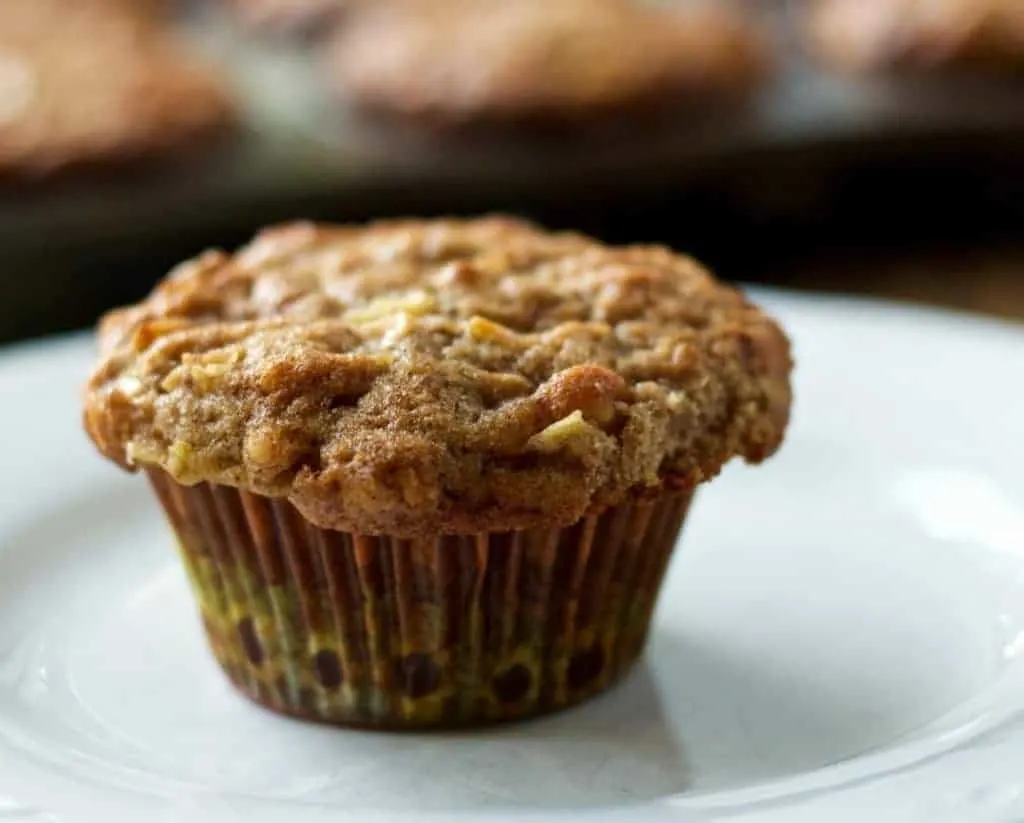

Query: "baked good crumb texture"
left=84, top=218, right=792, bottom=537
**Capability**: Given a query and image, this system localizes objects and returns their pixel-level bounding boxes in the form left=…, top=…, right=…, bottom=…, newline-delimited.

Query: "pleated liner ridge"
left=147, top=469, right=693, bottom=728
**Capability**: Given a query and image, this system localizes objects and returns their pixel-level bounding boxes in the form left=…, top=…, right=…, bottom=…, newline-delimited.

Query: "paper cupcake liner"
left=147, top=469, right=693, bottom=728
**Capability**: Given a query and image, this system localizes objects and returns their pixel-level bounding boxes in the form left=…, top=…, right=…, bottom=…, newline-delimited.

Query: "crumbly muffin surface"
left=328, top=0, right=769, bottom=125
left=806, top=0, right=1024, bottom=75
left=84, top=218, right=792, bottom=536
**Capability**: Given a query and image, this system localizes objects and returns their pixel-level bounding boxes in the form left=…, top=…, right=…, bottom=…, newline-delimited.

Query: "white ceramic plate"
left=2, top=291, right=1024, bottom=823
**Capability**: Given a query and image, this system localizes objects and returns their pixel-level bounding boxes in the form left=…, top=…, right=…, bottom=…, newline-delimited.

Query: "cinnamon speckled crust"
left=0, top=0, right=235, bottom=178
left=327, top=0, right=770, bottom=126
left=83, top=217, right=792, bottom=537
left=805, top=0, right=1024, bottom=75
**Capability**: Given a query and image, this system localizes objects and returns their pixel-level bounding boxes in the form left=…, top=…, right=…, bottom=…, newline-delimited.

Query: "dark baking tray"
left=3, top=7, right=1024, bottom=342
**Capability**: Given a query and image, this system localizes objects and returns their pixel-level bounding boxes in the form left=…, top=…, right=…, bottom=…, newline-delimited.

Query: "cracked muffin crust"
left=0, top=0, right=235, bottom=178
left=804, top=0, right=1024, bottom=75
left=327, top=0, right=771, bottom=126
left=84, top=217, right=792, bottom=538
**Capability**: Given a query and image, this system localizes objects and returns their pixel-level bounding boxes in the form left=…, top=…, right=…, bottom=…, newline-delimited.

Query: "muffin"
left=0, top=0, right=235, bottom=179
left=326, top=0, right=771, bottom=128
left=223, top=0, right=348, bottom=33
left=83, top=217, right=792, bottom=728
left=803, top=0, right=1024, bottom=76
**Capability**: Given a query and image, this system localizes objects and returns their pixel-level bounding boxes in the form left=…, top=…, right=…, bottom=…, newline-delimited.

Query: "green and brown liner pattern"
left=148, top=469, right=692, bottom=728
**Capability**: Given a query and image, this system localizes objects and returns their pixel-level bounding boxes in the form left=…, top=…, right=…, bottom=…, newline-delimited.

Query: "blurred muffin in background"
left=804, top=0, right=1024, bottom=76
left=223, top=0, right=348, bottom=34
left=326, top=0, right=772, bottom=130
left=0, top=0, right=235, bottom=179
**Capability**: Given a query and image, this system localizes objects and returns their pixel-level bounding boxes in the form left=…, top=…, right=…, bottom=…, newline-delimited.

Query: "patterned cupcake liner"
left=147, top=469, right=693, bottom=729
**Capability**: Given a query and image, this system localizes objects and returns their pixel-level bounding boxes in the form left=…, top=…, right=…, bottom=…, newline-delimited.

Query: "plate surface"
left=2, top=291, right=1024, bottom=822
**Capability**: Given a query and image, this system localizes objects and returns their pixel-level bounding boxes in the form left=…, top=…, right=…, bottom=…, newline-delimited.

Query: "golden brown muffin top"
left=0, top=0, right=234, bottom=178
left=328, top=0, right=770, bottom=126
left=84, top=217, right=792, bottom=537
left=805, top=0, right=1024, bottom=75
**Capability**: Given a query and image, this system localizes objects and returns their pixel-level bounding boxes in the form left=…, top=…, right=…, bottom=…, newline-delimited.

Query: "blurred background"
left=1, top=0, right=1023, bottom=343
